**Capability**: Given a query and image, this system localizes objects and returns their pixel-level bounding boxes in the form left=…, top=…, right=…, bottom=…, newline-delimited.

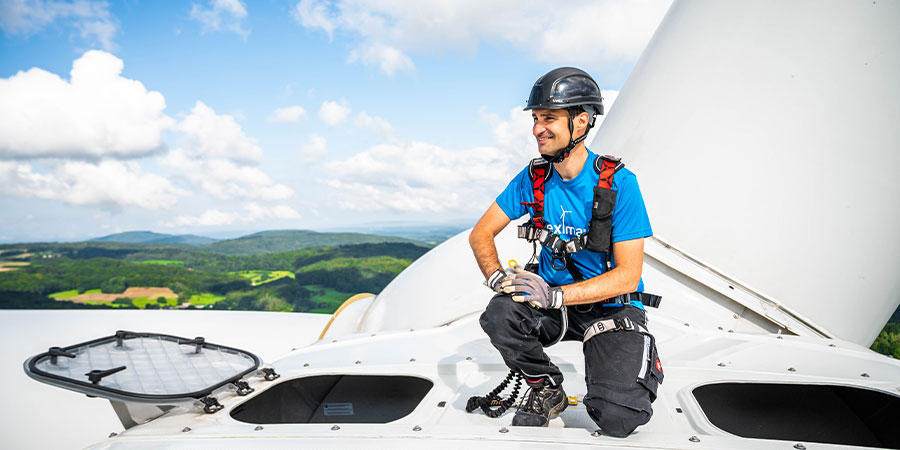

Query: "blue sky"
left=0, top=0, right=670, bottom=242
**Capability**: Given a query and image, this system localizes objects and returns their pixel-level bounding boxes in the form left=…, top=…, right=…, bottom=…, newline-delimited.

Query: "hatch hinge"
left=199, top=396, right=223, bottom=414
left=233, top=380, right=254, bottom=396
left=260, top=367, right=280, bottom=381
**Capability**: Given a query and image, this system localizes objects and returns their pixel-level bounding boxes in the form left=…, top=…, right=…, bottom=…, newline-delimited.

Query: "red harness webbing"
left=520, top=161, right=550, bottom=229
left=596, top=156, right=619, bottom=190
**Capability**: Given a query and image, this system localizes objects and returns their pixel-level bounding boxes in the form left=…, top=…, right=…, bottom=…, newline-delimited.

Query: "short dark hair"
left=567, top=106, right=587, bottom=120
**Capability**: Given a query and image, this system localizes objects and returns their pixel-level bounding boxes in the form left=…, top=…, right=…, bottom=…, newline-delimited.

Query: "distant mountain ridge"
left=85, top=229, right=429, bottom=255
left=91, top=231, right=218, bottom=245
left=204, top=230, right=425, bottom=255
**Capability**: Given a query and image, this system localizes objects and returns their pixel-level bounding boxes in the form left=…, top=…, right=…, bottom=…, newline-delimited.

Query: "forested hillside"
left=0, top=235, right=430, bottom=314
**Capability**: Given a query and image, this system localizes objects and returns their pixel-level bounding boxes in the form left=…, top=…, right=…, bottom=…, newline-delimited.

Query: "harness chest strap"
left=517, top=224, right=587, bottom=254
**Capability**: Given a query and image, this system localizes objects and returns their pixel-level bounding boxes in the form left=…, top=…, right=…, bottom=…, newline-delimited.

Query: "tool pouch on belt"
left=584, top=186, right=617, bottom=253
left=582, top=307, right=663, bottom=417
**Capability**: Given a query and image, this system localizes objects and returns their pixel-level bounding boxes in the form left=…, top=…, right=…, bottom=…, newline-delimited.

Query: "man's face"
left=532, top=108, right=571, bottom=156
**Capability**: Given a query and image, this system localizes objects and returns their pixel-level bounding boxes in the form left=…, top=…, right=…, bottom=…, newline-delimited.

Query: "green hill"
left=201, top=230, right=427, bottom=255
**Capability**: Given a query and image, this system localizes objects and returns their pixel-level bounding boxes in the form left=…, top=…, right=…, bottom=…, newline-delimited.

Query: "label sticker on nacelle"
left=323, top=402, right=354, bottom=416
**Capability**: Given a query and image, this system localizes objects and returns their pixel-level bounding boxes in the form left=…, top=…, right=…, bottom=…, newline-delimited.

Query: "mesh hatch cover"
left=24, top=331, right=261, bottom=403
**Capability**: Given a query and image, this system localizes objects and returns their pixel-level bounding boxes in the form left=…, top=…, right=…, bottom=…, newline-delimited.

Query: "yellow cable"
left=317, top=293, right=376, bottom=340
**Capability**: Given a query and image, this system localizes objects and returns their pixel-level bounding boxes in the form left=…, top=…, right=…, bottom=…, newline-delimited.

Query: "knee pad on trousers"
left=584, top=394, right=651, bottom=437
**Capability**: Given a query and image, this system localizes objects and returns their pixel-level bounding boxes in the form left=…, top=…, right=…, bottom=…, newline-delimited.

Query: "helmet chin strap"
left=541, top=114, right=592, bottom=164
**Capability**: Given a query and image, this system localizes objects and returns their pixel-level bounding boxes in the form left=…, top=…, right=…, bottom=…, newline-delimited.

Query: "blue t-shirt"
left=496, top=150, right=653, bottom=307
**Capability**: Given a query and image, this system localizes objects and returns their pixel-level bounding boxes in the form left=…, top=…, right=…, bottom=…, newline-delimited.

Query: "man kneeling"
left=469, top=67, right=663, bottom=436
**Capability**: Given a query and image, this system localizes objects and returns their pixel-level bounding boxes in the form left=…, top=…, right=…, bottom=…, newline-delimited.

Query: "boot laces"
left=518, top=385, right=549, bottom=414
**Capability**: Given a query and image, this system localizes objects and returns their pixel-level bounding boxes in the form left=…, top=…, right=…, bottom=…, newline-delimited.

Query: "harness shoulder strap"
left=527, top=157, right=552, bottom=180
left=522, top=158, right=552, bottom=229
left=593, top=154, right=625, bottom=190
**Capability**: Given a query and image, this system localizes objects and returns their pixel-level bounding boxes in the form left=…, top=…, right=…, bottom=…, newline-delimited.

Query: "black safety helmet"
left=525, top=67, right=604, bottom=163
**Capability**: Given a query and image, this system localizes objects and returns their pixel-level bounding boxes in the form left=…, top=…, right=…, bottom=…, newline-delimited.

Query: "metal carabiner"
left=551, top=253, right=567, bottom=271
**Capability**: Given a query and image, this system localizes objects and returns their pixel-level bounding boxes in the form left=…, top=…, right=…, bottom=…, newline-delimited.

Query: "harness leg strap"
left=583, top=317, right=649, bottom=343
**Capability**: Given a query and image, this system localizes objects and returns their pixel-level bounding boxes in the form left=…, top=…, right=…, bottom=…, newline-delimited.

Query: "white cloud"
left=353, top=112, right=394, bottom=140
left=0, top=50, right=173, bottom=160
left=299, top=134, right=327, bottom=162
left=247, top=202, right=301, bottom=220
left=0, top=0, right=118, bottom=50
left=323, top=140, right=512, bottom=213
left=172, top=209, right=235, bottom=227
left=323, top=93, right=621, bottom=214
left=174, top=202, right=301, bottom=227
left=291, top=0, right=670, bottom=76
left=479, top=107, right=535, bottom=163
left=177, top=101, right=263, bottom=164
left=267, top=105, right=307, bottom=123
left=318, top=100, right=351, bottom=126
left=291, top=0, right=337, bottom=40
left=159, top=149, right=293, bottom=201
left=189, top=0, right=249, bottom=37
left=348, top=42, right=414, bottom=76
left=0, top=160, right=182, bottom=209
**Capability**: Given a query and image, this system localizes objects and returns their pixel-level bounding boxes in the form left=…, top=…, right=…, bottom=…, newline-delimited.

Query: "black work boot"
left=512, top=380, right=568, bottom=427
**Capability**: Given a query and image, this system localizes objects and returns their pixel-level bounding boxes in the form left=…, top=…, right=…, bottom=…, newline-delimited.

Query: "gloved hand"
left=500, top=270, right=564, bottom=309
left=484, top=268, right=510, bottom=293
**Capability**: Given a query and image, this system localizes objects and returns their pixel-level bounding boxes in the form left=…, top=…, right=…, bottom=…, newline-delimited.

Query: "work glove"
left=484, top=268, right=510, bottom=293
left=500, top=270, right=564, bottom=309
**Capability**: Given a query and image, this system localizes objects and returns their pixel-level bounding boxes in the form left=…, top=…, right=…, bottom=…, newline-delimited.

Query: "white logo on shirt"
left=553, top=204, right=586, bottom=237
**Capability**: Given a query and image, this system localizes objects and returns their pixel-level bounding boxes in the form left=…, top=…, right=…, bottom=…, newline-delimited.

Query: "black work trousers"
left=479, top=294, right=662, bottom=437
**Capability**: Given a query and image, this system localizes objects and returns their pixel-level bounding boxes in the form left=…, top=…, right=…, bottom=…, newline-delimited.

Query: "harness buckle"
left=564, top=238, right=584, bottom=254
left=518, top=223, right=540, bottom=241
left=620, top=317, right=635, bottom=331
left=548, top=235, right=567, bottom=252
left=600, top=154, right=622, bottom=164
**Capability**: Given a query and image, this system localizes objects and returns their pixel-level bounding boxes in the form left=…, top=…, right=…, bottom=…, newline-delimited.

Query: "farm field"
left=49, top=288, right=225, bottom=309
left=138, top=260, right=185, bottom=266
left=0, top=261, right=29, bottom=272
left=185, top=293, right=225, bottom=306
left=50, top=287, right=177, bottom=305
left=48, top=283, right=355, bottom=313
left=233, top=270, right=294, bottom=286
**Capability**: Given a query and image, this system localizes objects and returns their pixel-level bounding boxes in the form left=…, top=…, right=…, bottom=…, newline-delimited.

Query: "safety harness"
left=517, top=155, right=662, bottom=309
left=518, top=154, right=624, bottom=280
